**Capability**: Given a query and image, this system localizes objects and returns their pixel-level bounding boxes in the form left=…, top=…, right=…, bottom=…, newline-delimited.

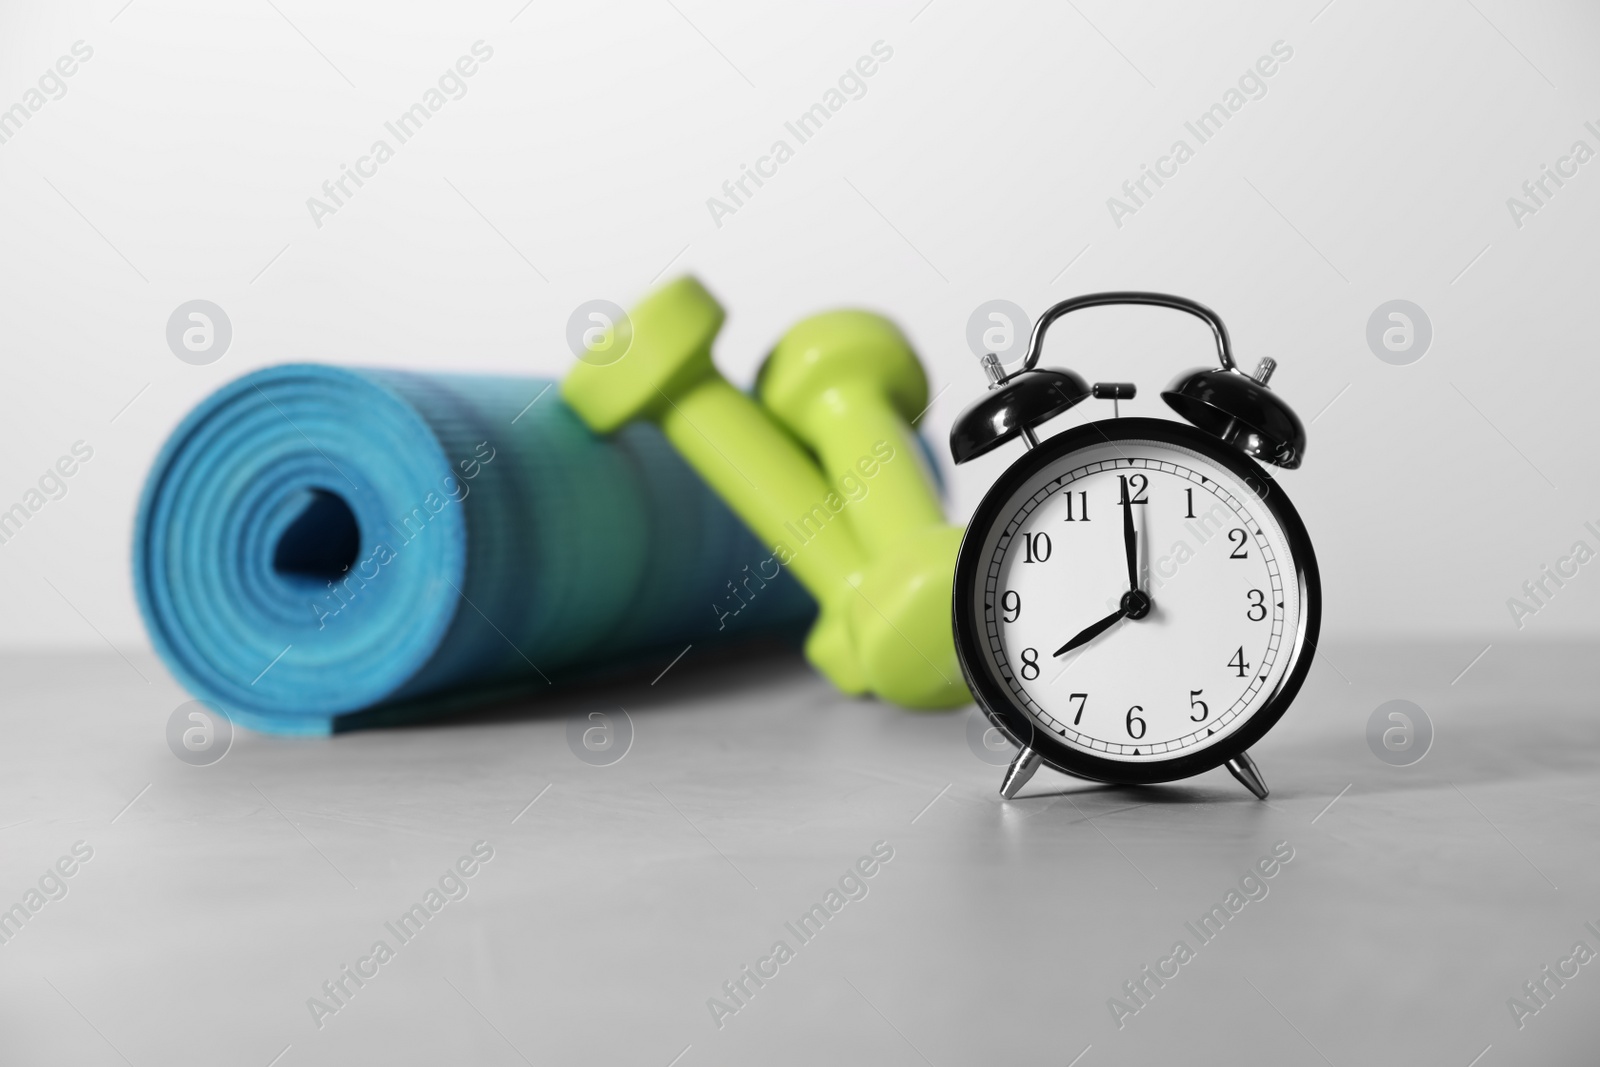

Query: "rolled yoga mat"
left=134, top=365, right=814, bottom=735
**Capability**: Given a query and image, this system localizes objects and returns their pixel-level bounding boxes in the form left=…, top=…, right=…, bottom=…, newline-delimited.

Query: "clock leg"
left=1226, top=751, right=1269, bottom=800
left=999, top=747, right=1043, bottom=799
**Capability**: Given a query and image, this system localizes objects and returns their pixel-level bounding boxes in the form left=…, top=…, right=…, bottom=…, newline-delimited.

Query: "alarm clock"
left=949, top=293, right=1320, bottom=800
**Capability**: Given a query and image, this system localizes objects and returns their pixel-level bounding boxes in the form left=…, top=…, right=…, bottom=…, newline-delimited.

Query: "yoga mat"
left=134, top=365, right=814, bottom=735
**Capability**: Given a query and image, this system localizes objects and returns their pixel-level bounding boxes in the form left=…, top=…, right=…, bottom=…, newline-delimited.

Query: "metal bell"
left=949, top=359, right=1089, bottom=463
left=1162, top=356, right=1306, bottom=469
left=950, top=291, right=1307, bottom=469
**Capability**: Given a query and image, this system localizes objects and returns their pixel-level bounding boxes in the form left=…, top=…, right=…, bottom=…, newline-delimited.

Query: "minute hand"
left=1122, top=477, right=1138, bottom=592
left=1053, top=606, right=1126, bottom=657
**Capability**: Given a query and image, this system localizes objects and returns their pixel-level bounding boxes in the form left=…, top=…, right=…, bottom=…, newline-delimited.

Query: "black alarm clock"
left=949, top=293, right=1321, bottom=800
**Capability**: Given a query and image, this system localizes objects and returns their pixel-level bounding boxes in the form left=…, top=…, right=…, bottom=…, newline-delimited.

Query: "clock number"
left=1125, top=705, right=1146, bottom=739
left=1184, top=487, right=1195, bottom=519
left=1246, top=589, right=1267, bottom=621
left=1019, top=647, right=1040, bottom=680
left=1229, top=647, right=1250, bottom=677
left=1118, top=474, right=1148, bottom=505
left=1021, top=532, right=1052, bottom=563
left=1228, top=528, right=1249, bottom=559
left=1063, top=491, right=1090, bottom=521
left=1069, top=692, right=1087, bottom=725
left=1189, top=689, right=1209, bottom=722
left=1001, top=590, right=1021, bottom=623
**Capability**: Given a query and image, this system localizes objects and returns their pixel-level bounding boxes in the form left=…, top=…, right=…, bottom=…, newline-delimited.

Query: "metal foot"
left=1226, top=752, right=1269, bottom=800
left=1000, top=747, right=1043, bottom=799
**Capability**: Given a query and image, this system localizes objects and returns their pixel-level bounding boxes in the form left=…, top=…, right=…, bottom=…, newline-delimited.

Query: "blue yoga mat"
left=134, top=365, right=814, bottom=735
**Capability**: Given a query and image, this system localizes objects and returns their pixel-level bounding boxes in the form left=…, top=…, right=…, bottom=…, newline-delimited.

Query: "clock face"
left=959, top=420, right=1315, bottom=773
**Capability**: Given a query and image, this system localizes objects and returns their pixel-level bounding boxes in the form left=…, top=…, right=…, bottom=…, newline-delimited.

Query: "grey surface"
left=1, top=641, right=1595, bottom=1066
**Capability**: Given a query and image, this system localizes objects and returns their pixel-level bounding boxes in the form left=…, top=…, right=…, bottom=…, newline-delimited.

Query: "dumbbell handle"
left=656, top=372, right=869, bottom=601
left=787, top=381, right=944, bottom=559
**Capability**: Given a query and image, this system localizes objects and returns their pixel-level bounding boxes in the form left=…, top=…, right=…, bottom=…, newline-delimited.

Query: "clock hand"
left=1053, top=605, right=1126, bottom=657
left=1122, top=476, right=1138, bottom=592
left=1054, top=480, right=1153, bottom=660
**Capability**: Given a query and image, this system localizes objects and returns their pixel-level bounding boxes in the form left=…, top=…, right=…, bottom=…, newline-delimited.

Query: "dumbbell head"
left=756, top=310, right=928, bottom=431
left=756, top=308, right=968, bottom=708
left=850, top=524, right=969, bottom=709
left=562, top=275, right=725, bottom=433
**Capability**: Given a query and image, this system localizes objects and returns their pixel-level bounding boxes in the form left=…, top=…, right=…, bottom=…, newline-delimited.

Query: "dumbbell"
left=561, top=277, right=969, bottom=709
left=561, top=276, right=870, bottom=696
left=757, top=312, right=969, bottom=709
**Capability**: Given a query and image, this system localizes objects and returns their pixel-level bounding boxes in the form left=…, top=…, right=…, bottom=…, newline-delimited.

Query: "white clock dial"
left=973, top=436, right=1303, bottom=762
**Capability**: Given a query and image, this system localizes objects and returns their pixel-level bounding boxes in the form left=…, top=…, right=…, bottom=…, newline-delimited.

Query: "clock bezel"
left=952, top=416, right=1322, bottom=787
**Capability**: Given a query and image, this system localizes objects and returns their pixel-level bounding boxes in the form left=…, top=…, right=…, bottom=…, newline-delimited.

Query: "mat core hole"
left=273, top=489, right=360, bottom=583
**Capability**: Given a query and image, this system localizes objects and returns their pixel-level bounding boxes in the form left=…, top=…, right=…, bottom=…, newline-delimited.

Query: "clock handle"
left=1012, top=292, right=1235, bottom=380
left=1226, top=751, right=1269, bottom=800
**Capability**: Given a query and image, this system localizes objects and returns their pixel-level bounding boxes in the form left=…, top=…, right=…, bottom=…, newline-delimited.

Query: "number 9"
left=1001, top=590, right=1021, bottom=623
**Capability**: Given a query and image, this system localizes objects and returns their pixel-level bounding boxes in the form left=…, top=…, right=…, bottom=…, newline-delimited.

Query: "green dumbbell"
left=561, top=276, right=870, bottom=695
left=758, top=312, right=970, bottom=710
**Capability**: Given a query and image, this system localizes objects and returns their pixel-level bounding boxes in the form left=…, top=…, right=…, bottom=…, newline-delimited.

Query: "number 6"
left=1125, top=706, right=1146, bottom=739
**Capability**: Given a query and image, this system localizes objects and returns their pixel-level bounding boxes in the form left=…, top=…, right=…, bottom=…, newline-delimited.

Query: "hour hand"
left=1053, top=606, right=1126, bottom=657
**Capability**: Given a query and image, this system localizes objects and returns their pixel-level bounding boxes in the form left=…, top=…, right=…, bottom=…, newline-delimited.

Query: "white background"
left=1, top=0, right=1597, bottom=650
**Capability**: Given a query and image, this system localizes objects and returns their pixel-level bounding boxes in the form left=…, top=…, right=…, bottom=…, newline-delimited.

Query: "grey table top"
left=1, top=640, right=1595, bottom=1066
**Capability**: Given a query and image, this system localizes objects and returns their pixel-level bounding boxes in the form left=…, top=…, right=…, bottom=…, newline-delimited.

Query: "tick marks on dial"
left=984, top=451, right=1293, bottom=759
